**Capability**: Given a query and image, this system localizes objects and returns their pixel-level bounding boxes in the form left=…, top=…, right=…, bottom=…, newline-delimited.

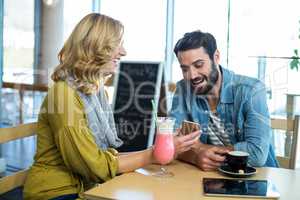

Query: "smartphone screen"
left=203, top=178, right=280, bottom=199
left=180, top=120, right=200, bottom=135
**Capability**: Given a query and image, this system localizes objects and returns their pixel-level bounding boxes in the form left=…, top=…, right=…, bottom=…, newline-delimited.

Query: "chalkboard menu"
left=112, top=61, right=163, bottom=152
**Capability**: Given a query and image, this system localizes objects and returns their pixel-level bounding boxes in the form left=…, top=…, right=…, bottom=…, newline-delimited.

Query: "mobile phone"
left=180, top=120, right=200, bottom=135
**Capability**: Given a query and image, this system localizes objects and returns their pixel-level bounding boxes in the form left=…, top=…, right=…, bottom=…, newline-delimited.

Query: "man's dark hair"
left=173, top=30, right=217, bottom=60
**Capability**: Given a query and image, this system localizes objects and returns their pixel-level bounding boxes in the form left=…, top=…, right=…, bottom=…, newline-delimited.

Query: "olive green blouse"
left=23, top=81, right=119, bottom=200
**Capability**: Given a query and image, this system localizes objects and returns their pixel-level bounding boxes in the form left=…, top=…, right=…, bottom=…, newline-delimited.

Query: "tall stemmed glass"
left=153, top=117, right=175, bottom=177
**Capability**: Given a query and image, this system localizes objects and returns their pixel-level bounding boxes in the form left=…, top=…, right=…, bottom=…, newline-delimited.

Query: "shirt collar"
left=219, top=66, right=234, bottom=103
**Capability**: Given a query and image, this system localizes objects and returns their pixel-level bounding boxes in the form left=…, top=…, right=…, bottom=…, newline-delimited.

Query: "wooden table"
left=83, top=161, right=300, bottom=200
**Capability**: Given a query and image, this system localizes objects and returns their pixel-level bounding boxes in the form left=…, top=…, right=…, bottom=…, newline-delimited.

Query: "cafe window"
left=229, top=0, right=300, bottom=115
left=2, top=0, right=35, bottom=84
left=229, top=0, right=300, bottom=78
left=63, top=0, right=94, bottom=40
left=100, top=0, right=167, bottom=62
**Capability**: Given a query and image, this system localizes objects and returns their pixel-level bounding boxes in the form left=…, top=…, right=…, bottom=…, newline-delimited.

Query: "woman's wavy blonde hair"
left=51, top=13, right=124, bottom=94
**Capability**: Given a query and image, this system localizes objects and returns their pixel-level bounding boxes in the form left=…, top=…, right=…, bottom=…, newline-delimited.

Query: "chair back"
left=271, top=116, right=299, bottom=169
left=0, top=122, right=38, bottom=194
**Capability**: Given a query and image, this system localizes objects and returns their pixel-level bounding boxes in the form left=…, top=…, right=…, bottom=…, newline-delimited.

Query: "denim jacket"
left=170, top=66, right=278, bottom=167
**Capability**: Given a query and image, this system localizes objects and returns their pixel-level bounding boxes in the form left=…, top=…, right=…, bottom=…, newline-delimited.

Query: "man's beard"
left=193, top=62, right=219, bottom=95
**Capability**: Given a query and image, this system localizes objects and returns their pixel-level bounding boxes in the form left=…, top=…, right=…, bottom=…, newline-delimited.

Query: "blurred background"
left=1, top=0, right=300, bottom=175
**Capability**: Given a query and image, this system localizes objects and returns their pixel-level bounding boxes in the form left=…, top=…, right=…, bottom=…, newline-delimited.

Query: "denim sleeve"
left=234, top=82, right=271, bottom=167
left=169, top=82, right=189, bottom=130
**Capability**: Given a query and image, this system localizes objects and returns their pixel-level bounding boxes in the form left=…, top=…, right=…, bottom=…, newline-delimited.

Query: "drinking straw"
left=151, top=99, right=158, bottom=122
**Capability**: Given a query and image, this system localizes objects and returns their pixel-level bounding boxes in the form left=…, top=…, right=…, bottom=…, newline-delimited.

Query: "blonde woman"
left=23, top=13, right=199, bottom=200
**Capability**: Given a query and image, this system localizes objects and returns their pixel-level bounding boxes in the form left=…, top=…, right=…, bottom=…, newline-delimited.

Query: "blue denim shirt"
left=170, top=66, right=278, bottom=167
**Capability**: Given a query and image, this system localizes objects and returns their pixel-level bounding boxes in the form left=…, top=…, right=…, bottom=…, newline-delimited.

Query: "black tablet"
left=203, top=178, right=280, bottom=199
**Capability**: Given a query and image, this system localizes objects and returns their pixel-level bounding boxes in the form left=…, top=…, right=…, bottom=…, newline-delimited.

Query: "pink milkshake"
left=153, top=117, right=175, bottom=165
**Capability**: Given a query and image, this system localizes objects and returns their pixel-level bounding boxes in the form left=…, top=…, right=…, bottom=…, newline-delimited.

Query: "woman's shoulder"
left=49, top=81, right=74, bottom=92
left=47, top=81, right=78, bottom=97
left=47, top=81, right=83, bottom=106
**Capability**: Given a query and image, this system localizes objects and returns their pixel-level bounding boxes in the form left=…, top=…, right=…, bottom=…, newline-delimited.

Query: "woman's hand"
left=173, top=130, right=201, bottom=159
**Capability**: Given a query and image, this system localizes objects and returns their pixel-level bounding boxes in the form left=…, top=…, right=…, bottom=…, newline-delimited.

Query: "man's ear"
left=214, top=49, right=220, bottom=64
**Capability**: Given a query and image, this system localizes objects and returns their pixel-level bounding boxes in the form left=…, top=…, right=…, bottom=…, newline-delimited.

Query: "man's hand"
left=195, top=146, right=230, bottom=171
left=173, top=130, right=200, bottom=158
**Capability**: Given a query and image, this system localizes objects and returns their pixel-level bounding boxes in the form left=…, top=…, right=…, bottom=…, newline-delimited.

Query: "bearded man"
left=170, top=30, right=278, bottom=171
